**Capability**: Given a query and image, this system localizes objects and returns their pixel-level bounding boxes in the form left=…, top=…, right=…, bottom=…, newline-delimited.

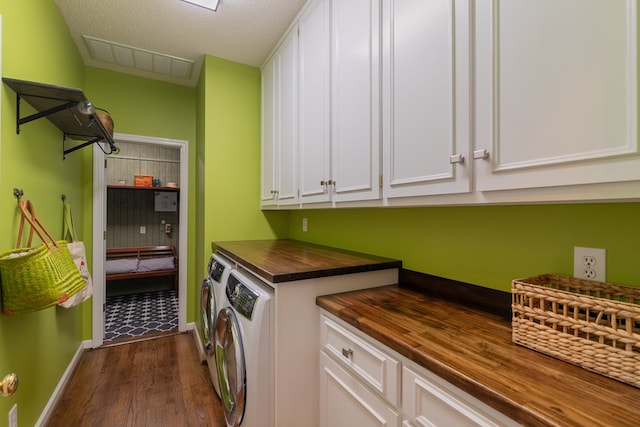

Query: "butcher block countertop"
left=317, top=285, right=640, bottom=427
left=213, top=239, right=402, bottom=283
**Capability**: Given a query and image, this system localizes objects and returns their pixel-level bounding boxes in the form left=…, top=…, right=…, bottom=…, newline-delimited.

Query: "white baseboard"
left=190, top=321, right=208, bottom=363
left=35, top=339, right=92, bottom=427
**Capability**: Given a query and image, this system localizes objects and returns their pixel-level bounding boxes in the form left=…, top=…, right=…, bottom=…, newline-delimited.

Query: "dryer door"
left=200, top=278, right=215, bottom=355
left=215, top=307, right=246, bottom=427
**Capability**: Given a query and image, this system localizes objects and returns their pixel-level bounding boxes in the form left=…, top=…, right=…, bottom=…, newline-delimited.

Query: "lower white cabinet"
left=320, top=352, right=401, bottom=427
left=320, top=312, right=520, bottom=427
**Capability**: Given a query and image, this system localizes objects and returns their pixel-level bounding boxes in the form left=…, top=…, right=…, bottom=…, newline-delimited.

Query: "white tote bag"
left=59, top=200, right=93, bottom=308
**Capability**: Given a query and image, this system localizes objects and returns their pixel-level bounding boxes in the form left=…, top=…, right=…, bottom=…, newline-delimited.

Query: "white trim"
left=190, top=320, right=208, bottom=362
left=92, top=133, right=189, bottom=348
left=35, top=340, right=92, bottom=427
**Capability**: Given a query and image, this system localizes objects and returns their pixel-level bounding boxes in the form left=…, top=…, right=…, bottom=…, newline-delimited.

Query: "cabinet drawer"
left=320, top=315, right=400, bottom=406
left=403, top=365, right=519, bottom=427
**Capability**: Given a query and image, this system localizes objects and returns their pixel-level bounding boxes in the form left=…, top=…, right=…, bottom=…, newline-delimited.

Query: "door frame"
left=92, top=133, right=189, bottom=348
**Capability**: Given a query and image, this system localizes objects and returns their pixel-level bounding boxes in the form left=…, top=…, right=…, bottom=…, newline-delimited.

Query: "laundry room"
left=3, top=1, right=640, bottom=426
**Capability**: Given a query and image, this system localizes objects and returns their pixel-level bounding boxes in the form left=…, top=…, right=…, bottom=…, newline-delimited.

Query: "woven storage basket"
left=512, top=274, right=640, bottom=388
left=0, top=200, right=85, bottom=315
left=0, top=242, right=85, bottom=315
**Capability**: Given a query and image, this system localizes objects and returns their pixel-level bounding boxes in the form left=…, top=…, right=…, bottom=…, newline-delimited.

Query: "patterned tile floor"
left=104, top=289, right=178, bottom=342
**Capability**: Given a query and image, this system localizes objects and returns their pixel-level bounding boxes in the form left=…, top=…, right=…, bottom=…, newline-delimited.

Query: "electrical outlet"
left=8, top=404, right=17, bottom=427
left=139, top=226, right=146, bottom=234
left=574, top=247, right=606, bottom=281
left=302, top=218, right=308, bottom=232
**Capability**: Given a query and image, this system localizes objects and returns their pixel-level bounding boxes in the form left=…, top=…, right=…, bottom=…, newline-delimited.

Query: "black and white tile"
left=105, top=289, right=178, bottom=342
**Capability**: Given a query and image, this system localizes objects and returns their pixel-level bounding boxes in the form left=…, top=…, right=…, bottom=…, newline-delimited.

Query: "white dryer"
left=200, top=252, right=235, bottom=398
left=215, top=269, right=274, bottom=427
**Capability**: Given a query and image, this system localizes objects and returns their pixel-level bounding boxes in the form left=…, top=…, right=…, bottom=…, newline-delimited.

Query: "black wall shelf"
left=2, top=77, right=117, bottom=158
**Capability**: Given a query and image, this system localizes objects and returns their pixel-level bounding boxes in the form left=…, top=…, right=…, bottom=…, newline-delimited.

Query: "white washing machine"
left=200, top=252, right=235, bottom=398
left=215, top=268, right=274, bottom=427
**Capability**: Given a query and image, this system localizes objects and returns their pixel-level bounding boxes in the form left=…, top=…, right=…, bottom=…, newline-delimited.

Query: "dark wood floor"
left=45, top=332, right=226, bottom=427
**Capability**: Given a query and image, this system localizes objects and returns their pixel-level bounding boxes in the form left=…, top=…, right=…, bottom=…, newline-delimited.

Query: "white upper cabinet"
left=275, top=29, right=299, bottom=205
left=263, top=0, right=639, bottom=208
left=299, top=0, right=332, bottom=204
left=382, top=0, right=472, bottom=199
left=261, top=28, right=299, bottom=207
left=474, top=0, right=639, bottom=192
left=331, top=0, right=382, bottom=203
left=261, top=56, right=277, bottom=207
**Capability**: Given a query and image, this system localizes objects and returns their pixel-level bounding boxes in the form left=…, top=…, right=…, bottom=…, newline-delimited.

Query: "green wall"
left=0, top=1, right=87, bottom=425
left=84, top=67, right=197, bottom=322
left=288, top=203, right=640, bottom=291
left=198, top=54, right=288, bottom=275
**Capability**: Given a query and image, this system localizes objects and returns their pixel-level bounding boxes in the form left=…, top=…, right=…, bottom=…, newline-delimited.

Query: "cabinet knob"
left=473, top=149, right=490, bottom=160
left=341, top=348, right=353, bottom=359
left=450, top=154, right=465, bottom=164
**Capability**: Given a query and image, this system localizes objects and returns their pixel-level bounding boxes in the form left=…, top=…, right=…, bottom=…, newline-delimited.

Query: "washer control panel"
left=226, top=273, right=259, bottom=320
left=208, top=257, right=226, bottom=283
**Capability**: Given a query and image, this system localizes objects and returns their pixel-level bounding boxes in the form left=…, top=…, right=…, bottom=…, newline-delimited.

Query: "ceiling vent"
left=83, top=35, right=194, bottom=79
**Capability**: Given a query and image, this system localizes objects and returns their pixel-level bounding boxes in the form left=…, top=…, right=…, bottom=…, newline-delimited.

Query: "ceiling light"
left=181, top=0, right=220, bottom=11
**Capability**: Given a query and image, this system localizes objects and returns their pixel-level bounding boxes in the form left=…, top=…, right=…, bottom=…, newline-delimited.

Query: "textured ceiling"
left=54, top=0, right=306, bottom=86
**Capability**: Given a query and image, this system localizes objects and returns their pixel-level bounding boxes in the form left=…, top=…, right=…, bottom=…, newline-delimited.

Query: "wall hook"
left=13, top=188, right=23, bottom=202
left=61, top=194, right=67, bottom=202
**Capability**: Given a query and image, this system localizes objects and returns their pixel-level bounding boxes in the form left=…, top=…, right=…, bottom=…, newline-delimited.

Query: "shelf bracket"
left=15, top=93, right=77, bottom=135
left=63, top=134, right=102, bottom=159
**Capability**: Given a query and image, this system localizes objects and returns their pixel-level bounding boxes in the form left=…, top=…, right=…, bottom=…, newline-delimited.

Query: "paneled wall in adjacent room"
left=106, top=142, right=180, bottom=252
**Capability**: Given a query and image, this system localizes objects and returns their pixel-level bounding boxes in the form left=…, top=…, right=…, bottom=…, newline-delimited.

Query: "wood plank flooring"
left=45, top=332, right=225, bottom=427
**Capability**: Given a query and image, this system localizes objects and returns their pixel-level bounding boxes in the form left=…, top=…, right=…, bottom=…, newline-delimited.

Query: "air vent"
left=83, top=35, right=194, bottom=79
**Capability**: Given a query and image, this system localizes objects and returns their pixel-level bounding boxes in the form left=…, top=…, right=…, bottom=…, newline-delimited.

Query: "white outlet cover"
left=8, top=404, right=17, bottom=427
left=574, top=246, right=606, bottom=282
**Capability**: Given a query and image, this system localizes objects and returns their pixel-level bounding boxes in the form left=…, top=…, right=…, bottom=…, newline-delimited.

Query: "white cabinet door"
left=475, top=0, right=639, bottom=192
left=275, top=28, right=299, bottom=205
left=383, top=0, right=472, bottom=199
left=299, top=0, right=332, bottom=204
left=320, top=352, right=401, bottom=427
left=261, top=56, right=278, bottom=207
left=331, top=0, right=382, bottom=203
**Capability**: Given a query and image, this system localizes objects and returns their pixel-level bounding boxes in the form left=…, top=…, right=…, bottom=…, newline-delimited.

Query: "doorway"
left=92, top=133, right=189, bottom=348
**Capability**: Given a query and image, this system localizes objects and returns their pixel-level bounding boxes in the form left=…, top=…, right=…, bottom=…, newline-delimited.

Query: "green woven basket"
left=0, top=240, right=85, bottom=315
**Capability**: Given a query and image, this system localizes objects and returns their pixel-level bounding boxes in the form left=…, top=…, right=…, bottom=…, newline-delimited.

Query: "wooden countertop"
left=317, top=285, right=640, bottom=427
left=213, top=239, right=402, bottom=283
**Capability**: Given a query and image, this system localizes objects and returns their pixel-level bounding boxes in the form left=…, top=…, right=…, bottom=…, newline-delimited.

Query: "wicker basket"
left=512, top=274, right=640, bottom=388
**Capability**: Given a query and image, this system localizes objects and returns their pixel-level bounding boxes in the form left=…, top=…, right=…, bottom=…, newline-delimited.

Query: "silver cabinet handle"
left=450, top=154, right=465, bottom=164
left=342, top=348, right=353, bottom=358
left=473, top=149, right=490, bottom=160
left=320, top=180, right=336, bottom=194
